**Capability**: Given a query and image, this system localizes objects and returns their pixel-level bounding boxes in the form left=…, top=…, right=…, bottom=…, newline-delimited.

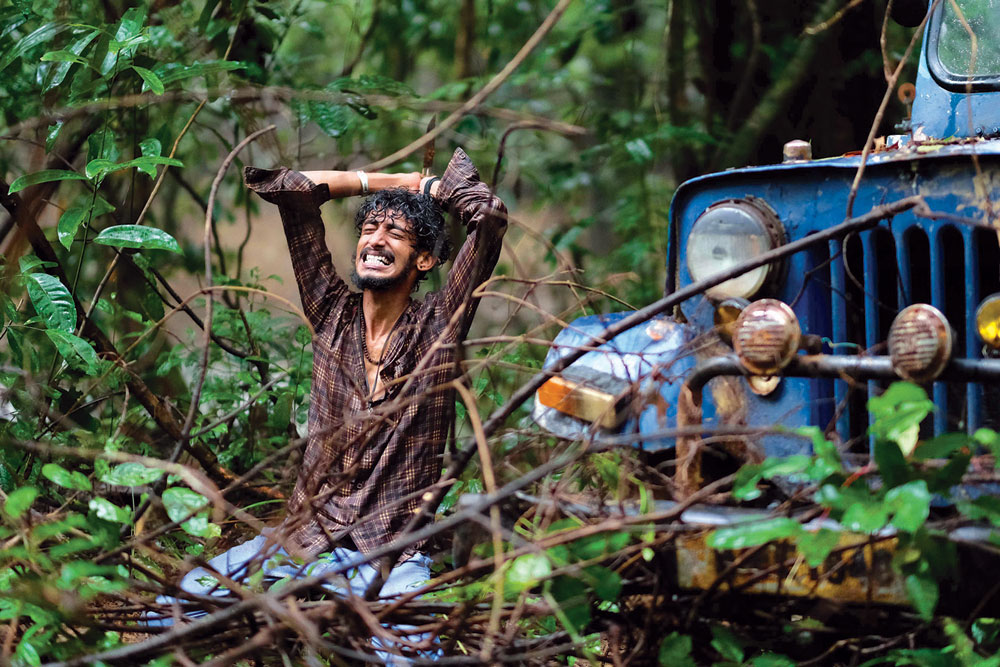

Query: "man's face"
left=352, top=212, right=433, bottom=292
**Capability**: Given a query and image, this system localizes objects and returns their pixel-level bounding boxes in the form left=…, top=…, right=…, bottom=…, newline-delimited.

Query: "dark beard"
left=350, top=255, right=416, bottom=292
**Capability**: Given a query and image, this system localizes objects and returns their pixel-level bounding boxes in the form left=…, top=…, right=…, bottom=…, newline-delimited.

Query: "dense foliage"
left=0, top=0, right=988, bottom=664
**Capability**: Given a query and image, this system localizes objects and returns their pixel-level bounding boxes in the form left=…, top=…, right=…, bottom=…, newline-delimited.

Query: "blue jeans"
left=148, top=535, right=435, bottom=664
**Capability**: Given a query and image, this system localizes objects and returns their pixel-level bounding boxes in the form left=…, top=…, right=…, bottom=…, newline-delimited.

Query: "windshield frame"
left=928, top=0, right=1000, bottom=92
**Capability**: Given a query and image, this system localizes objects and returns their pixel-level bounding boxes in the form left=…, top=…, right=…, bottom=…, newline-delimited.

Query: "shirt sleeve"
left=433, top=148, right=508, bottom=338
left=244, top=166, right=349, bottom=332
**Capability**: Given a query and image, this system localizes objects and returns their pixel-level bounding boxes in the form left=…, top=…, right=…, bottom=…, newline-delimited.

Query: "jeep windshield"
left=932, top=0, right=1000, bottom=85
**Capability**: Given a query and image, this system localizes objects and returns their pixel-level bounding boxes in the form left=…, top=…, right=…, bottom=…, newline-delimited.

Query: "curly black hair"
left=354, top=188, right=450, bottom=283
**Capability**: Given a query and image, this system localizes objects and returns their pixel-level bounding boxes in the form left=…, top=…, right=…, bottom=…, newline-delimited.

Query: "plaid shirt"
left=244, top=149, right=507, bottom=560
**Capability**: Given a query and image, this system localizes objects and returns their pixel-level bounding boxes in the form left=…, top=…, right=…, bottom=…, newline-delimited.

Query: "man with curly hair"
left=152, top=149, right=507, bottom=662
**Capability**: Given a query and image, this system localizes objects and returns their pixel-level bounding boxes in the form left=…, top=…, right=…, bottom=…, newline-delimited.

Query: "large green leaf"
left=8, top=169, right=87, bottom=194
left=41, top=463, right=91, bottom=491
left=732, top=455, right=810, bottom=500
left=132, top=65, right=164, bottom=95
left=162, top=487, right=219, bottom=537
left=43, top=29, right=99, bottom=91
left=0, top=21, right=65, bottom=72
left=506, top=553, right=551, bottom=594
left=162, top=487, right=208, bottom=522
left=905, top=571, right=939, bottom=620
left=153, top=60, right=244, bottom=86
left=88, top=498, right=132, bottom=524
left=658, top=632, right=696, bottom=667
left=57, top=208, right=88, bottom=250
left=707, top=517, right=803, bottom=550
left=5, top=487, right=38, bottom=519
left=45, top=329, right=99, bottom=373
left=100, top=463, right=164, bottom=487
left=887, top=480, right=931, bottom=533
left=93, top=225, right=181, bottom=253
left=26, top=273, right=76, bottom=333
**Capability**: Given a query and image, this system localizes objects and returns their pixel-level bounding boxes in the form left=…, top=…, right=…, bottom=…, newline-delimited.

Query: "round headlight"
left=733, top=299, right=801, bottom=375
left=686, top=198, right=785, bottom=300
left=888, top=304, right=953, bottom=382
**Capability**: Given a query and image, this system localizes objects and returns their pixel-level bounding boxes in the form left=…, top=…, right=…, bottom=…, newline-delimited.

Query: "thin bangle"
left=356, top=170, right=369, bottom=195
left=422, top=176, right=440, bottom=196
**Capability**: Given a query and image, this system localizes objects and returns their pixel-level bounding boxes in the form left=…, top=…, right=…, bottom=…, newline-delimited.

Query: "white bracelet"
left=356, top=170, right=369, bottom=195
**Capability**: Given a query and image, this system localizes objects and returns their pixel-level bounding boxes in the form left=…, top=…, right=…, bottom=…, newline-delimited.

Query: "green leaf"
left=153, top=60, right=244, bottom=86
left=733, top=455, right=810, bottom=500
left=625, top=138, right=653, bottom=164
left=94, top=225, right=181, bottom=253
left=658, top=632, right=696, bottom=667
left=708, top=517, right=803, bottom=550
left=567, top=531, right=630, bottom=561
left=796, top=528, right=840, bottom=567
left=132, top=66, right=164, bottom=95
left=88, top=497, right=132, bottom=523
left=45, top=330, right=99, bottom=373
left=44, top=29, right=99, bottom=91
left=868, top=382, right=934, bottom=456
left=19, top=255, right=56, bottom=273
left=506, top=553, right=551, bottom=594
left=913, top=432, right=971, bottom=461
left=549, top=575, right=590, bottom=632
left=162, top=487, right=209, bottom=524
left=886, top=480, right=931, bottom=533
left=100, top=463, right=164, bottom=487
left=139, top=137, right=162, bottom=157
left=40, top=50, right=87, bottom=65
left=181, top=515, right=221, bottom=538
left=5, top=487, right=38, bottom=518
left=711, top=624, right=745, bottom=663
left=26, top=273, right=76, bottom=333
left=842, top=501, right=890, bottom=533
left=581, top=565, right=621, bottom=601
left=57, top=207, right=88, bottom=250
left=41, top=463, right=91, bottom=491
left=905, top=572, right=938, bottom=620
left=0, top=21, right=65, bottom=72
left=8, top=169, right=87, bottom=194
left=873, top=438, right=909, bottom=490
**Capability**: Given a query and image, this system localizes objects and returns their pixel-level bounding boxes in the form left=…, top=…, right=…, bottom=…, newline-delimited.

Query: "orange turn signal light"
left=537, top=373, right=629, bottom=429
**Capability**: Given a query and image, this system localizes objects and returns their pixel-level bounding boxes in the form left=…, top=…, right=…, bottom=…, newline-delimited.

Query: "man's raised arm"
left=432, top=148, right=508, bottom=336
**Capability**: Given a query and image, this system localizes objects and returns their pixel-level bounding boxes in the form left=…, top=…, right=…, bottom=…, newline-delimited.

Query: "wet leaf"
left=8, top=169, right=87, bottom=194
left=27, top=273, right=76, bottom=333
left=94, top=225, right=181, bottom=253
left=132, top=65, right=164, bottom=94
left=46, top=330, right=99, bottom=373
left=88, top=497, right=132, bottom=523
left=100, top=462, right=164, bottom=487
left=41, top=463, right=91, bottom=491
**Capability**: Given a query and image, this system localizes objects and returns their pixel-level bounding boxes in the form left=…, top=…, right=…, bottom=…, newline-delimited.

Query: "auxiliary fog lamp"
left=732, top=299, right=801, bottom=375
left=976, top=293, right=1000, bottom=351
left=888, top=304, right=953, bottom=382
left=536, top=366, right=631, bottom=429
left=686, top=198, right=785, bottom=300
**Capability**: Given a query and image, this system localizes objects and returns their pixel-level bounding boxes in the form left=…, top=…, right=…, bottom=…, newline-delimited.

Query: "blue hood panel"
left=533, top=313, right=813, bottom=458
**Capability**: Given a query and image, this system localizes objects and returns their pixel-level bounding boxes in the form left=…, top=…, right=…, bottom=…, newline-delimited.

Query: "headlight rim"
left=685, top=196, right=786, bottom=301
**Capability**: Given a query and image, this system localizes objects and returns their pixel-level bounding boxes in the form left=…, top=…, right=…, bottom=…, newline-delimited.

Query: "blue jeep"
left=534, top=0, right=1000, bottom=492
left=528, top=0, right=1000, bottom=610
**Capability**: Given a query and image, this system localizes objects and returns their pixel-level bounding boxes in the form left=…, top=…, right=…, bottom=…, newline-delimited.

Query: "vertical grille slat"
left=930, top=227, right=948, bottom=436
left=963, top=225, right=981, bottom=432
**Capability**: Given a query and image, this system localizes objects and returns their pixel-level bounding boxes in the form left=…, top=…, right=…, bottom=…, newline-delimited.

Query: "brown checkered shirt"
left=244, top=148, right=507, bottom=560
